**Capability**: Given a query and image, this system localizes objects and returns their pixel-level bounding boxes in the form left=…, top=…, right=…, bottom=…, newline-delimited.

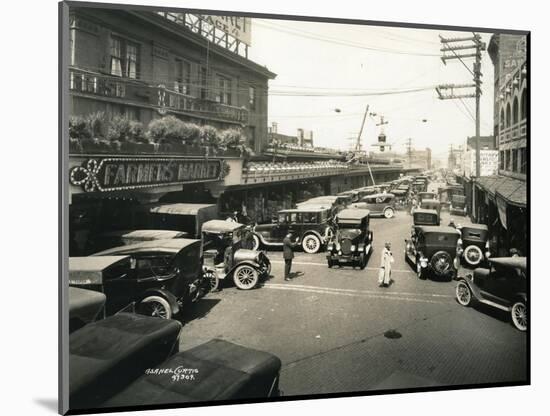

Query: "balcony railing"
left=69, top=67, right=249, bottom=124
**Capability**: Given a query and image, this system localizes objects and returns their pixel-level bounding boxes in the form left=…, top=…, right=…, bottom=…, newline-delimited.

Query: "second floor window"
left=175, top=59, right=191, bottom=95
left=110, top=36, right=140, bottom=79
left=217, top=75, right=232, bottom=105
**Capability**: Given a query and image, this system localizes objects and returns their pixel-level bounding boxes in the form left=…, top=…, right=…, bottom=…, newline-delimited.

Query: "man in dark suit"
left=283, top=233, right=298, bottom=281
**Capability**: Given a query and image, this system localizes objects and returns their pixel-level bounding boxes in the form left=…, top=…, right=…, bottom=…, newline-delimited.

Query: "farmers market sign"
left=70, top=157, right=226, bottom=192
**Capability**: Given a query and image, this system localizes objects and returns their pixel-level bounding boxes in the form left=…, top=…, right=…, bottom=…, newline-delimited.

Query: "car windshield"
left=414, top=213, right=438, bottom=225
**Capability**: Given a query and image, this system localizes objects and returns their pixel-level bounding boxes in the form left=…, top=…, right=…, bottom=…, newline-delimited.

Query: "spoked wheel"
left=302, top=234, right=321, bottom=254
left=233, top=265, right=259, bottom=290
left=138, top=296, right=172, bottom=320
left=511, top=301, right=527, bottom=331
left=463, top=245, right=483, bottom=266
left=251, top=234, right=261, bottom=251
left=455, top=282, right=472, bottom=306
left=384, top=208, right=395, bottom=219
left=203, top=268, right=219, bottom=292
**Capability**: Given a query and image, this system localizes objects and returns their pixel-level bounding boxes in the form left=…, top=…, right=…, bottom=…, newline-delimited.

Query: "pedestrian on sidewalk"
left=283, top=233, right=298, bottom=281
left=378, top=242, right=394, bottom=287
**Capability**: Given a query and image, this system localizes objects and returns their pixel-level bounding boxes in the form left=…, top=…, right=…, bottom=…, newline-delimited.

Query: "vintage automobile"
left=296, top=195, right=351, bottom=212
left=202, top=220, right=271, bottom=290
left=450, top=194, right=467, bottom=216
left=411, top=180, right=428, bottom=193
left=438, top=185, right=464, bottom=209
left=148, top=203, right=218, bottom=238
left=412, top=208, right=440, bottom=228
left=88, top=239, right=211, bottom=319
left=457, top=223, right=490, bottom=267
left=337, top=190, right=360, bottom=203
left=252, top=208, right=334, bottom=254
left=405, top=226, right=461, bottom=279
left=455, top=257, right=527, bottom=331
left=418, top=192, right=437, bottom=204
left=70, top=314, right=282, bottom=411
left=355, top=193, right=396, bottom=218
left=392, top=189, right=409, bottom=208
left=102, top=338, right=282, bottom=407
left=69, top=286, right=107, bottom=332
left=69, top=312, right=183, bottom=410
left=89, top=229, right=189, bottom=253
left=326, top=208, right=373, bottom=269
left=419, top=199, right=441, bottom=216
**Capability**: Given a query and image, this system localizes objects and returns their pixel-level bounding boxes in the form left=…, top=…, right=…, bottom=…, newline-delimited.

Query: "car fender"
left=137, top=288, right=180, bottom=316
left=304, top=230, right=325, bottom=244
left=253, top=232, right=272, bottom=246
left=456, top=277, right=480, bottom=301
left=228, top=260, right=261, bottom=275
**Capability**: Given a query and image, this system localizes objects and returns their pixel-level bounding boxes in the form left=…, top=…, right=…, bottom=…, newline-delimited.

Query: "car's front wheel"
left=511, top=301, right=527, bottom=331
left=302, top=234, right=321, bottom=253
left=456, top=282, right=472, bottom=306
left=138, top=296, right=172, bottom=319
left=203, top=268, right=219, bottom=292
left=233, top=265, right=259, bottom=290
left=383, top=207, right=395, bottom=219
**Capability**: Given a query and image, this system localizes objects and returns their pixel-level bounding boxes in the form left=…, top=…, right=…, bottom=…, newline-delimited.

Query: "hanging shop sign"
left=70, top=157, right=227, bottom=192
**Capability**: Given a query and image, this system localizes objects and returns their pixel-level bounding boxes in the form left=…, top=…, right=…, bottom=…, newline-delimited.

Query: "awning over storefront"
left=475, top=176, right=526, bottom=208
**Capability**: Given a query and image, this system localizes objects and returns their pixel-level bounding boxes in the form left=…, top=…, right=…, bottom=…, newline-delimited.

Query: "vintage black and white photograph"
left=60, top=1, right=529, bottom=414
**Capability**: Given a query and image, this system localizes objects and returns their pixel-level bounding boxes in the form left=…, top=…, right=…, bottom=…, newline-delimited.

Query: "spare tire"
left=430, top=251, right=453, bottom=275
left=464, top=245, right=483, bottom=266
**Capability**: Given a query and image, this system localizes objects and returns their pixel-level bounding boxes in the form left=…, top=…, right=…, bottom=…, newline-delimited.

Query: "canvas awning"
left=476, top=176, right=526, bottom=208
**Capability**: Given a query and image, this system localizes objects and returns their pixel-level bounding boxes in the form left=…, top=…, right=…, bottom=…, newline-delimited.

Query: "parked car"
left=418, top=192, right=437, bottom=204
left=89, top=229, right=189, bottom=253
left=412, top=180, right=428, bottom=193
left=148, top=203, right=218, bottom=238
left=252, top=208, right=334, bottom=254
left=354, top=193, right=396, bottom=218
left=88, top=239, right=211, bottom=319
left=337, top=190, right=360, bottom=203
left=202, top=220, right=271, bottom=290
left=455, top=257, right=527, bottom=331
left=69, top=286, right=107, bottom=332
left=405, top=226, right=461, bottom=279
left=412, top=208, right=440, bottom=228
left=102, top=338, right=282, bottom=407
left=457, top=223, right=490, bottom=267
left=450, top=194, right=467, bottom=216
left=296, top=195, right=351, bottom=213
left=69, top=312, right=183, bottom=410
left=419, top=199, right=441, bottom=216
left=326, top=208, right=373, bottom=269
left=438, top=185, right=464, bottom=209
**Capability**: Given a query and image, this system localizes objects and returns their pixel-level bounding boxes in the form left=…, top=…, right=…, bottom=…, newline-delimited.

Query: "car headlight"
left=328, top=243, right=334, bottom=251
left=420, top=257, right=428, bottom=268
left=485, top=251, right=491, bottom=258
left=338, top=250, right=342, bottom=255
left=351, top=245, right=356, bottom=251
left=336, top=243, right=341, bottom=250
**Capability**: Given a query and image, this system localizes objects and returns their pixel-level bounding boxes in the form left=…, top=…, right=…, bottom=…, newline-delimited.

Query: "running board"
left=478, top=298, right=511, bottom=312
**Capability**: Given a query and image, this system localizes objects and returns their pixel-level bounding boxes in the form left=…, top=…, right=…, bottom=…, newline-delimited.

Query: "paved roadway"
left=179, top=185, right=527, bottom=396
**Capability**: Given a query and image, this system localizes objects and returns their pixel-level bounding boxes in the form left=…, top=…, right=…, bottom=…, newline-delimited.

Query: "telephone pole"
left=436, top=33, right=485, bottom=177
left=436, top=33, right=485, bottom=220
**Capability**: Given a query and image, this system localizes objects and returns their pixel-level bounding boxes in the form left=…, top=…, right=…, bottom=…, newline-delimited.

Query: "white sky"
left=247, top=19, right=495, bottom=163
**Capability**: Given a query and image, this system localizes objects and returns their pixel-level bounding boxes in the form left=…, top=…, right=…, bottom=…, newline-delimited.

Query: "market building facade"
left=470, top=33, right=528, bottom=256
